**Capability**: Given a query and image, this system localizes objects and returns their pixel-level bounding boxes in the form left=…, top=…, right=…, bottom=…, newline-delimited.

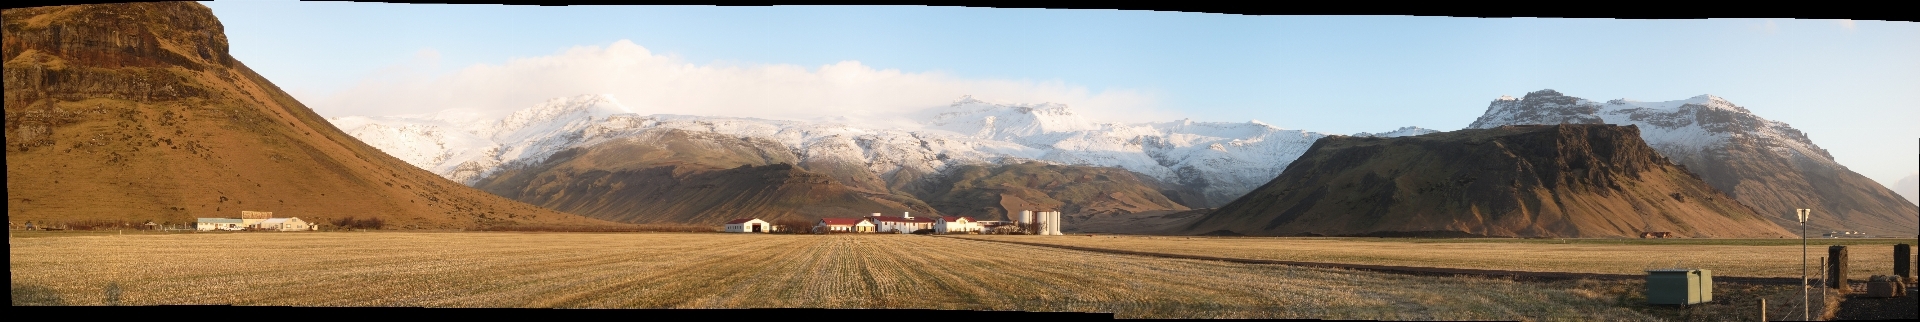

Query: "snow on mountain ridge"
left=478, top=94, right=634, bottom=142
left=924, top=95, right=1100, bottom=141
left=1352, top=126, right=1441, bottom=138
left=1468, top=89, right=1835, bottom=167
left=338, top=94, right=1434, bottom=207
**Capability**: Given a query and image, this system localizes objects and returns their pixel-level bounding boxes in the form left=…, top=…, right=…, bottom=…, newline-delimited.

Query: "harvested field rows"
left=957, top=235, right=1917, bottom=279
left=13, top=232, right=1669, bottom=319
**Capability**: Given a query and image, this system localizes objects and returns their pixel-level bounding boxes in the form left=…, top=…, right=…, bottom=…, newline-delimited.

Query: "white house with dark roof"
left=724, top=218, right=771, bottom=233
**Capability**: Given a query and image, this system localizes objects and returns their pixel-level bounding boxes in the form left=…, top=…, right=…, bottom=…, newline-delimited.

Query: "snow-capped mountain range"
left=328, top=94, right=1435, bottom=207
left=1468, top=90, right=1835, bottom=168
left=1467, top=89, right=1916, bottom=236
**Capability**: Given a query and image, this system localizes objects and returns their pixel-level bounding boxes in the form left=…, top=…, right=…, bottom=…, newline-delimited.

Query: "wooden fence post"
left=1896, top=244, right=1912, bottom=282
left=1828, top=246, right=1849, bottom=292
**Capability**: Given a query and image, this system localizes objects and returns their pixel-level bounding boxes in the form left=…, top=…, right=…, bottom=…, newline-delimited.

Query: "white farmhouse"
left=195, top=218, right=244, bottom=231
left=933, top=216, right=982, bottom=234
left=816, top=218, right=875, bottom=233
left=253, top=217, right=313, bottom=231
left=867, top=212, right=935, bottom=233
left=724, top=218, right=771, bottom=233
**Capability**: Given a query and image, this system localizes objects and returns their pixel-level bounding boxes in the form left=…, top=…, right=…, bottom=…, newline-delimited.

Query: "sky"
left=199, top=1, right=1919, bottom=191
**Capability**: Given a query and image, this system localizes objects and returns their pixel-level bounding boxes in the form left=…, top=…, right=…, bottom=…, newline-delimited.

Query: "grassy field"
left=6, top=231, right=1850, bottom=320
left=955, top=235, right=1918, bottom=279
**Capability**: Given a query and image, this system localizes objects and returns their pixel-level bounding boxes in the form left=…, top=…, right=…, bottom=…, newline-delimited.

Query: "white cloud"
left=306, top=40, right=1173, bottom=130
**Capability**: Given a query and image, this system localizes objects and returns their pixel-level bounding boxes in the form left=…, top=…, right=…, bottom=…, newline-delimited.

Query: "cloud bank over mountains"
left=301, top=39, right=1174, bottom=130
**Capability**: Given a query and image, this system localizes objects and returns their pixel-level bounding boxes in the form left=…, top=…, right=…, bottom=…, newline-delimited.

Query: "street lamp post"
left=1797, top=208, right=1810, bottom=321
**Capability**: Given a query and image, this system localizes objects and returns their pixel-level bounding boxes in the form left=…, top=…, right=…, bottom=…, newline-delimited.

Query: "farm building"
left=816, top=218, right=875, bottom=233
left=725, top=218, right=772, bottom=233
left=867, top=213, right=935, bottom=233
left=933, top=216, right=982, bottom=234
left=977, top=221, right=1021, bottom=234
left=239, top=211, right=274, bottom=227
left=1639, top=232, right=1672, bottom=238
left=254, top=217, right=315, bottom=231
left=1823, top=231, right=1869, bottom=238
left=195, top=218, right=244, bottom=231
left=1017, top=210, right=1065, bottom=235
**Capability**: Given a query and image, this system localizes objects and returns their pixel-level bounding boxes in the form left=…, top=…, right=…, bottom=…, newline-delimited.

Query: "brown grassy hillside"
left=3, top=2, right=619, bottom=229
left=1183, top=124, right=1796, bottom=238
left=471, top=128, right=1198, bottom=225
left=916, top=162, right=1192, bottom=223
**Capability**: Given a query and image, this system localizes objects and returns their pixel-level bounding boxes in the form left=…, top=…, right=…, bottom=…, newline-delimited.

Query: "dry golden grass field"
left=957, top=235, right=1918, bottom=280
left=9, top=231, right=1862, bottom=320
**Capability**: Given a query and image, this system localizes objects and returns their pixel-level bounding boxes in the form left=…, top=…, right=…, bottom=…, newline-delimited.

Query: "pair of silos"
left=1017, top=210, right=1063, bottom=235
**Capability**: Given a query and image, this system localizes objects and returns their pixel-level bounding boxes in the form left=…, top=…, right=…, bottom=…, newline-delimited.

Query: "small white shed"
left=724, top=218, right=771, bottom=233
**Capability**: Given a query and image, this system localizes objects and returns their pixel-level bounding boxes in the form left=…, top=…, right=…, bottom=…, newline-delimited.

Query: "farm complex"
left=730, top=210, right=1065, bottom=235
left=193, top=211, right=316, bottom=231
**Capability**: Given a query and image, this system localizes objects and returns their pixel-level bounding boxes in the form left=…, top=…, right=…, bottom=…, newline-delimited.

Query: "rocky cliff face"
left=1183, top=124, right=1796, bottom=238
left=1468, top=90, right=1917, bottom=237
left=3, top=2, right=615, bottom=229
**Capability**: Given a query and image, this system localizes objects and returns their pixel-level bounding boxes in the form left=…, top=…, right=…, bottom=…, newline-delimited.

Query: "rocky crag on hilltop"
left=1467, top=90, right=1917, bottom=237
left=4, top=2, right=616, bottom=229
left=1184, top=124, right=1797, bottom=238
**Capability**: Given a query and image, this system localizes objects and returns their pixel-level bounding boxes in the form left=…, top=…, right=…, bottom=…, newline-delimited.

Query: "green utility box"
left=1646, top=269, right=1713, bottom=305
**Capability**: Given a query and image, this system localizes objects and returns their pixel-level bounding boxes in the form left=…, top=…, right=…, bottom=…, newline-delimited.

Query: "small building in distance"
left=933, top=216, right=981, bottom=234
left=867, top=212, right=935, bottom=233
left=725, top=218, right=771, bottom=233
left=816, top=218, right=875, bottom=233
left=977, top=221, right=1020, bottom=234
left=1640, top=232, right=1672, bottom=238
left=196, top=218, right=244, bottom=231
left=1822, top=231, right=1869, bottom=238
left=240, top=211, right=274, bottom=227
left=254, top=217, right=314, bottom=231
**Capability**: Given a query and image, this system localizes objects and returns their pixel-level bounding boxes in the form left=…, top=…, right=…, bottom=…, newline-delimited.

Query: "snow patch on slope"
left=1468, top=89, right=1836, bottom=168
left=1352, top=126, right=1441, bottom=138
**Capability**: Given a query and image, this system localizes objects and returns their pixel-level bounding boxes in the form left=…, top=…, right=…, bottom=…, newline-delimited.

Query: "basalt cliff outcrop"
left=1184, top=124, right=1796, bottom=238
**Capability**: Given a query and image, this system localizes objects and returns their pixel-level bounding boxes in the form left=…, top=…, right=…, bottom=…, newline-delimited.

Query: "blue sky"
left=200, top=1, right=1919, bottom=189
